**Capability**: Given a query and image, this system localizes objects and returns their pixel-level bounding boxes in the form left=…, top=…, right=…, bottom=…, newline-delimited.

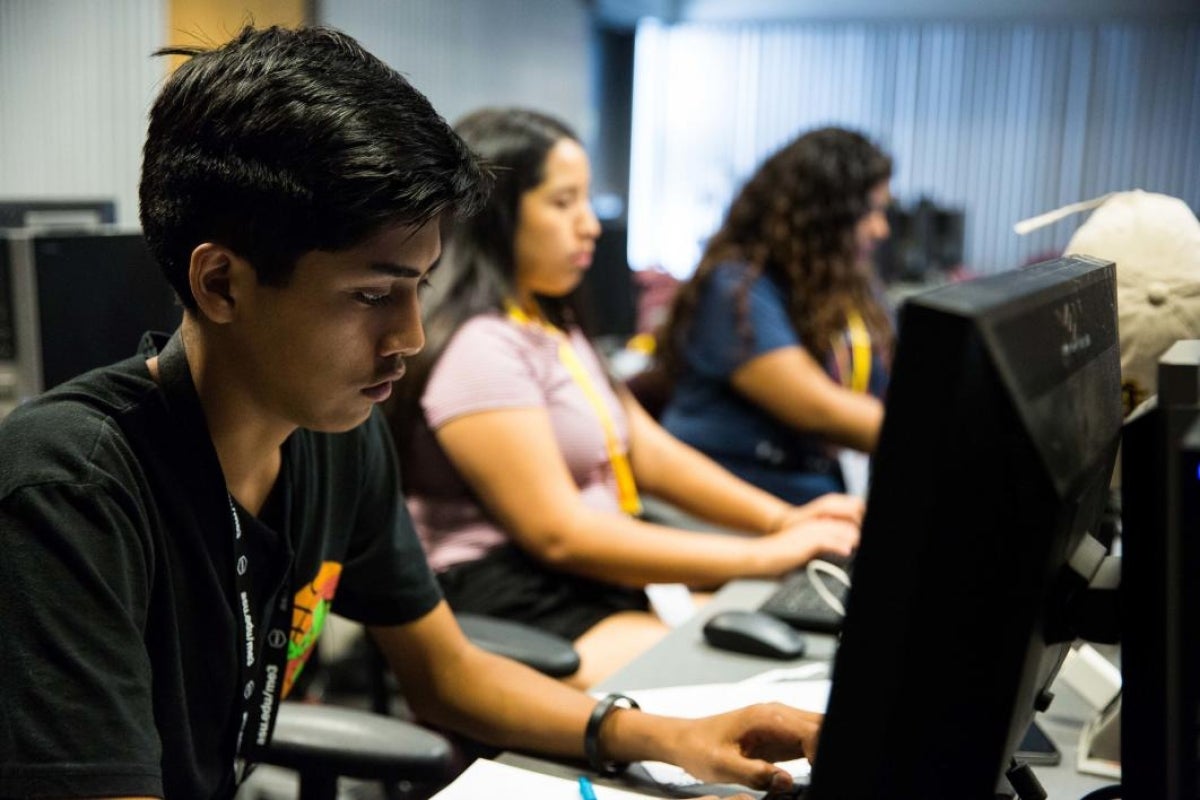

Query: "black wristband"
left=584, top=693, right=641, bottom=776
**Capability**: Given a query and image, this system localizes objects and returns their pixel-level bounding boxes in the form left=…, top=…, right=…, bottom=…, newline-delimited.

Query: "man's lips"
left=362, top=365, right=406, bottom=402
left=362, top=381, right=393, bottom=403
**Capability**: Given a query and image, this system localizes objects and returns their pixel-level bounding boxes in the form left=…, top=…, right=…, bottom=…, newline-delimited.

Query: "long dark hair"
left=388, top=107, right=582, bottom=459
left=657, top=126, right=894, bottom=377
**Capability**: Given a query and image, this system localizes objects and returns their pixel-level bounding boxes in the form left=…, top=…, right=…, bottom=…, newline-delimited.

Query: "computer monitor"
left=0, top=229, right=181, bottom=414
left=1120, top=340, right=1200, bottom=799
left=0, top=199, right=117, bottom=230
left=809, top=255, right=1122, bottom=799
left=575, top=221, right=637, bottom=340
left=874, top=198, right=965, bottom=284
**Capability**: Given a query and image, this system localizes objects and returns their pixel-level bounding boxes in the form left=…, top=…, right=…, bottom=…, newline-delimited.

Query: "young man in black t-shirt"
left=0, top=26, right=819, bottom=800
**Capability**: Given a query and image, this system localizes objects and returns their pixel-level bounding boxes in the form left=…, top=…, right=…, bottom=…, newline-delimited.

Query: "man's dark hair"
left=139, top=25, right=490, bottom=309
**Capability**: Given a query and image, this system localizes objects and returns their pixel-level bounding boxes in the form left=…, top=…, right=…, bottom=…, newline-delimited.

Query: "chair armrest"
left=258, top=702, right=455, bottom=783
left=457, top=613, right=581, bottom=678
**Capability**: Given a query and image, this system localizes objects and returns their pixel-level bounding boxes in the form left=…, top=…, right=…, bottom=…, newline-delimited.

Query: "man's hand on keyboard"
left=664, top=702, right=821, bottom=794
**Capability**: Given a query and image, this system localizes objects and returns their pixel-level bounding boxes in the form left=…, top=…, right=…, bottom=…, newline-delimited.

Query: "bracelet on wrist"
left=584, top=693, right=640, bottom=776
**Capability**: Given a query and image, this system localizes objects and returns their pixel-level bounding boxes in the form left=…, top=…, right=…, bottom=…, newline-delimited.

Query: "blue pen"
left=577, top=775, right=599, bottom=800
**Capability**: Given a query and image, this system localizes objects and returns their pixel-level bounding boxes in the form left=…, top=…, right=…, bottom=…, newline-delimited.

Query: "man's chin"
left=304, top=406, right=375, bottom=434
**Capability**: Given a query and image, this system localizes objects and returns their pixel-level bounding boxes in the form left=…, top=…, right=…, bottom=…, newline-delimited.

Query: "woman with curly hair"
left=387, top=108, right=863, bottom=687
left=655, top=127, right=894, bottom=505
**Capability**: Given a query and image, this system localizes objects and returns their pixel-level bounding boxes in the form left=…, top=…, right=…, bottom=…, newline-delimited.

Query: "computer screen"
left=809, top=255, right=1122, bottom=799
left=0, top=229, right=181, bottom=405
left=1120, top=340, right=1200, bottom=799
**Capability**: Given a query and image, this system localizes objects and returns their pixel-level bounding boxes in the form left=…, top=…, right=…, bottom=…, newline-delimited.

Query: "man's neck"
left=149, top=318, right=291, bottom=516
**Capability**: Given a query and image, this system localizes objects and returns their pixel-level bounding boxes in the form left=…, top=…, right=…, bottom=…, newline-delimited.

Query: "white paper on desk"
left=837, top=449, right=871, bottom=498
left=430, top=758, right=650, bottom=799
left=645, top=582, right=697, bottom=627
left=612, top=678, right=832, bottom=788
left=616, top=678, right=830, bottom=718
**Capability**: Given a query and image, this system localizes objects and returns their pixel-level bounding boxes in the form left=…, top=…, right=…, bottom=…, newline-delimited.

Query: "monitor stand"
left=1078, top=695, right=1122, bottom=779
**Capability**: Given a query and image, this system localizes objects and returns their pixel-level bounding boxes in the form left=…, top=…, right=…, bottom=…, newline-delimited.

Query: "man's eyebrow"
left=368, top=257, right=440, bottom=278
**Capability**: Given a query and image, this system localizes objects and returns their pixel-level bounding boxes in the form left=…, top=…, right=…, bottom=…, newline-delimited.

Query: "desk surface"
left=500, top=579, right=1118, bottom=798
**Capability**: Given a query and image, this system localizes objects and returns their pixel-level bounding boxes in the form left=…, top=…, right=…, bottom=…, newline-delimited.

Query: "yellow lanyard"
left=505, top=304, right=642, bottom=515
left=838, top=309, right=873, bottom=394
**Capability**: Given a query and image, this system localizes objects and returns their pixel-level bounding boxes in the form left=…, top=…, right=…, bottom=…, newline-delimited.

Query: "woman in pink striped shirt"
left=387, top=108, right=862, bottom=687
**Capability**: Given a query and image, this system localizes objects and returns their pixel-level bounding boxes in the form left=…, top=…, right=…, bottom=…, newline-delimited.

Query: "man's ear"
left=188, top=243, right=251, bottom=324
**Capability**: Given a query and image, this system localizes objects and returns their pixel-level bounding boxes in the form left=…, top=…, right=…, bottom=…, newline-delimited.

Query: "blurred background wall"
left=626, top=18, right=1200, bottom=277
left=0, top=0, right=591, bottom=230
left=0, top=0, right=1195, bottom=280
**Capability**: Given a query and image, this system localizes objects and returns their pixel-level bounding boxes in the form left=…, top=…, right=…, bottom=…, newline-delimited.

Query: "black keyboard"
left=757, top=561, right=852, bottom=634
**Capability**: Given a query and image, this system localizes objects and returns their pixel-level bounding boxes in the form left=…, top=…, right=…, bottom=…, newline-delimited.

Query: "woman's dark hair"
left=139, top=25, right=490, bottom=309
left=388, top=108, right=581, bottom=457
left=657, top=126, right=894, bottom=376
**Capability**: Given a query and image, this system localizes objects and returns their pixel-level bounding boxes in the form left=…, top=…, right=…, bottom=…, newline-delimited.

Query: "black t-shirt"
left=0, top=333, right=442, bottom=799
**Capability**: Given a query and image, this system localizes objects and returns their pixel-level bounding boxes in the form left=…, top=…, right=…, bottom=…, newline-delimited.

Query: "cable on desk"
left=806, top=558, right=851, bottom=617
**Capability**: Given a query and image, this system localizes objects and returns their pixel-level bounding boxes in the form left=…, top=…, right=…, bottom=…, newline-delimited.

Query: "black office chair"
left=254, top=614, right=581, bottom=800
left=365, top=612, right=581, bottom=716
left=256, top=703, right=455, bottom=800
left=456, top=613, right=581, bottom=677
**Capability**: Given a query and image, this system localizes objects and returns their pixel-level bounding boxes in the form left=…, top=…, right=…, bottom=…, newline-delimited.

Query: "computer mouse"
left=701, top=609, right=807, bottom=659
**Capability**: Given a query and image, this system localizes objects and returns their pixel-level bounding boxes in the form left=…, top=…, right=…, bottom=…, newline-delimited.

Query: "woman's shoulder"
left=701, top=261, right=786, bottom=306
left=707, top=260, right=754, bottom=285
left=453, top=311, right=510, bottom=337
left=434, top=310, right=561, bottom=381
left=444, top=311, right=529, bottom=352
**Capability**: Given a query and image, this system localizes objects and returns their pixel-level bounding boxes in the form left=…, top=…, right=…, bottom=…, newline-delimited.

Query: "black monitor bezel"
left=809, top=256, right=1121, bottom=799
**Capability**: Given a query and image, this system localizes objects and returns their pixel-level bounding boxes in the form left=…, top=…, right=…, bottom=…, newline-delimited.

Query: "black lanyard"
left=229, top=493, right=292, bottom=772
left=152, top=331, right=294, bottom=777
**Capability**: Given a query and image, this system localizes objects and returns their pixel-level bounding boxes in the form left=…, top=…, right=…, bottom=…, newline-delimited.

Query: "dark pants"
left=437, top=545, right=649, bottom=641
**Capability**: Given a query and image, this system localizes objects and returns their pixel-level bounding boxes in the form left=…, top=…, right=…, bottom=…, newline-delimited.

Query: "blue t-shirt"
left=660, top=263, right=887, bottom=504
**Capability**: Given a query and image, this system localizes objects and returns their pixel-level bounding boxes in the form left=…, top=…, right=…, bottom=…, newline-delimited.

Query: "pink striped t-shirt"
left=407, top=313, right=628, bottom=572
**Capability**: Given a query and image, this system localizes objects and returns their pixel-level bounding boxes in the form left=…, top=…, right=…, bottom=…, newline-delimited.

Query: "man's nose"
left=381, top=295, right=425, bottom=358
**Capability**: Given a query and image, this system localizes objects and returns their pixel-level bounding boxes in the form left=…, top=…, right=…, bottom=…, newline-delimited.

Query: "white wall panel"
left=0, top=0, right=589, bottom=229
left=680, top=0, right=1199, bottom=23
left=0, top=0, right=167, bottom=227
left=629, top=20, right=1200, bottom=277
left=318, top=0, right=593, bottom=141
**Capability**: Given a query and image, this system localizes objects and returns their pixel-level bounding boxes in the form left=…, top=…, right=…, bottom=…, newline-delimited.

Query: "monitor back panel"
left=810, top=257, right=1121, bottom=800
left=0, top=230, right=180, bottom=410
left=0, top=199, right=116, bottom=229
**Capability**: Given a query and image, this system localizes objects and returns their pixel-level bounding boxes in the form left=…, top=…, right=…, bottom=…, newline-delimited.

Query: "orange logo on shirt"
left=282, top=561, right=342, bottom=697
